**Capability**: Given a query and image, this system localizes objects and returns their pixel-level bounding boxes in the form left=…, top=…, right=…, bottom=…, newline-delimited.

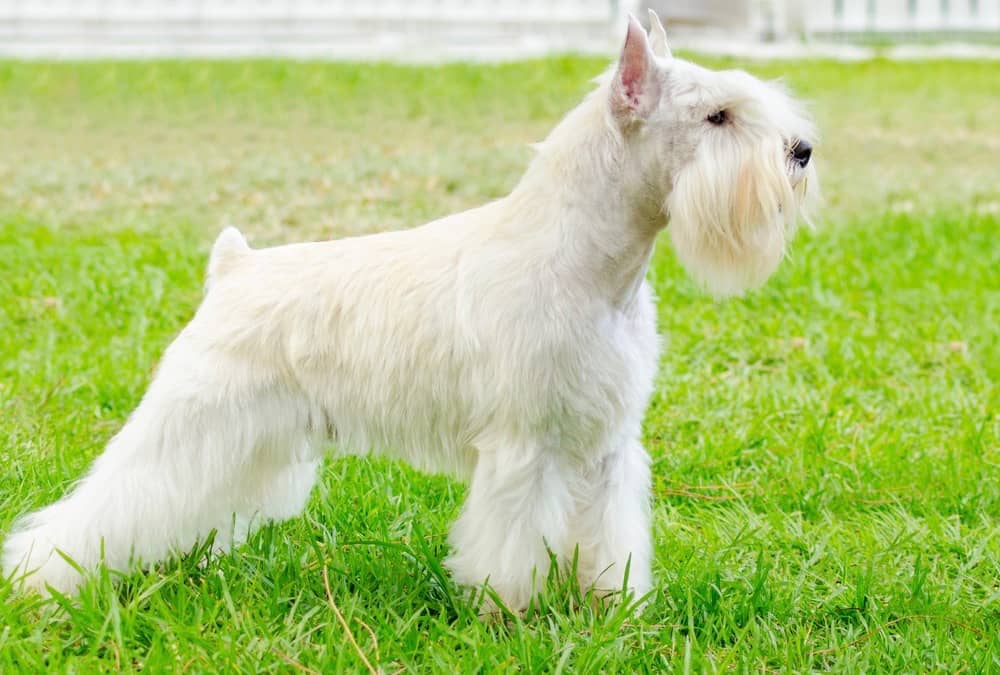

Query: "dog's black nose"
left=791, top=140, right=812, bottom=167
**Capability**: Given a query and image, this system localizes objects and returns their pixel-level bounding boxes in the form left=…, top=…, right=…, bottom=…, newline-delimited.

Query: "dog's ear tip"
left=646, top=8, right=672, bottom=59
left=620, top=15, right=652, bottom=59
left=613, top=11, right=659, bottom=121
left=624, top=13, right=645, bottom=39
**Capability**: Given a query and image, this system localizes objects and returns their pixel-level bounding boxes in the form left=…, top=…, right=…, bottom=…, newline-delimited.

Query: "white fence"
left=0, top=1, right=997, bottom=59
left=0, top=1, right=622, bottom=59
left=803, top=0, right=1000, bottom=34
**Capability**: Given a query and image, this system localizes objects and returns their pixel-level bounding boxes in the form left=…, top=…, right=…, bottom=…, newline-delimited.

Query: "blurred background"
left=0, top=1, right=996, bottom=238
left=1, top=1, right=998, bottom=60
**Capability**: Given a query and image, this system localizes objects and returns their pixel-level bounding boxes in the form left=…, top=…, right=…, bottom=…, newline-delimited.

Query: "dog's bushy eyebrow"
left=671, top=70, right=759, bottom=114
left=682, top=86, right=755, bottom=114
left=712, top=93, right=756, bottom=111
left=709, top=74, right=795, bottom=119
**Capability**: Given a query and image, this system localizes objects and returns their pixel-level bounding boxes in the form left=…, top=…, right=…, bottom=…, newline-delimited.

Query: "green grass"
left=1, top=56, right=998, bottom=671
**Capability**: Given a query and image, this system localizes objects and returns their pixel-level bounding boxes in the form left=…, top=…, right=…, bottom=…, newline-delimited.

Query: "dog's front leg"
left=445, top=442, right=576, bottom=612
left=572, top=439, right=653, bottom=605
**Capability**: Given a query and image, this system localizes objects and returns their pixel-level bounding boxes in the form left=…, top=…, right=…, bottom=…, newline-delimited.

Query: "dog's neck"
left=506, top=86, right=666, bottom=311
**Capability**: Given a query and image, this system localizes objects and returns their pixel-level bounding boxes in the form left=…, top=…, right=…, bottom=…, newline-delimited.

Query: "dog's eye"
left=706, top=110, right=728, bottom=126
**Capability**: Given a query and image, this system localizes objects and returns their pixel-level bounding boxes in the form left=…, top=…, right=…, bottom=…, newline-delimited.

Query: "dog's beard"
left=666, top=135, right=808, bottom=297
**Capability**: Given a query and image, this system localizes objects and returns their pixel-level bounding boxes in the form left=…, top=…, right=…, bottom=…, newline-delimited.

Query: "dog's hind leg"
left=445, top=440, right=577, bottom=612
left=218, top=439, right=321, bottom=549
left=0, top=336, right=301, bottom=595
left=571, top=439, right=652, bottom=605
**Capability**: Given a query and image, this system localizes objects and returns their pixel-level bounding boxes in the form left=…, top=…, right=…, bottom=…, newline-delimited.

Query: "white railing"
left=0, top=1, right=996, bottom=59
left=803, top=0, right=1000, bottom=34
left=0, top=0, right=624, bottom=59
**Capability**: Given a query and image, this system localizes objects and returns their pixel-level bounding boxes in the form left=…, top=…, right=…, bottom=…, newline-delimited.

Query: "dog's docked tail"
left=207, top=226, right=251, bottom=288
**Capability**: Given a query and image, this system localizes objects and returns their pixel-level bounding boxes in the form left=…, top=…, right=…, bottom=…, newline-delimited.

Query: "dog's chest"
left=471, top=284, right=660, bottom=451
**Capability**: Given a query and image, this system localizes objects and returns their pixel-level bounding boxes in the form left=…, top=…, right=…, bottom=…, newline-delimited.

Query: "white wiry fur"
left=2, top=14, right=817, bottom=610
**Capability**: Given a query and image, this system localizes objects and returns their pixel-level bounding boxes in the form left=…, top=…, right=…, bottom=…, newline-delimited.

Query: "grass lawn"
left=0, top=56, right=998, bottom=671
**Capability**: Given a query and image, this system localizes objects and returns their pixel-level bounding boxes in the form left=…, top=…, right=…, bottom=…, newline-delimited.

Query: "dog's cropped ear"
left=611, top=15, right=661, bottom=123
left=647, top=9, right=672, bottom=59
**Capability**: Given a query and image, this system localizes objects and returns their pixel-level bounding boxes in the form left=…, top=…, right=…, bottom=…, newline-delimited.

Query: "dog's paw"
left=2, top=524, right=86, bottom=596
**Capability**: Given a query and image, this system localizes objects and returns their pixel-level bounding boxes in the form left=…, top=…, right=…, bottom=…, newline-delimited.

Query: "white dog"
left=3, top=13, right=816, bottom=610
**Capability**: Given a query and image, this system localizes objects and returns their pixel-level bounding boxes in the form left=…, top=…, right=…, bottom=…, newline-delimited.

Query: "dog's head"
left=610, top=12, right=818, bottom=296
